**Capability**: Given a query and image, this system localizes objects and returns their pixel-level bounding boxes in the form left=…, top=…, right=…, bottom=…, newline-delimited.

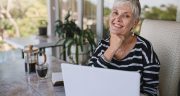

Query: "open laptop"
left=61, top=63, right=140, bottom=96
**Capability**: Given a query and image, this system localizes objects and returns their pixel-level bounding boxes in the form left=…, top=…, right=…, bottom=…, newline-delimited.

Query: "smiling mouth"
left=113, top=23, right=123, bottom=29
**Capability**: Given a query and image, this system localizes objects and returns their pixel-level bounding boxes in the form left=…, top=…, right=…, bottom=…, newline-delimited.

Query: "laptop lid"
left=61, top=63, right=140, bottom=96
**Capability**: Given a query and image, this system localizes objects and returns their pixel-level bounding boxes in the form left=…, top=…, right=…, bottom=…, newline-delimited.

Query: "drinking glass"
left=36, top=63, right=48, bottom=79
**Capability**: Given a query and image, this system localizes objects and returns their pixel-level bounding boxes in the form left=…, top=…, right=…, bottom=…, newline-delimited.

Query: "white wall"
left=96, top=0, right=104, bottom=42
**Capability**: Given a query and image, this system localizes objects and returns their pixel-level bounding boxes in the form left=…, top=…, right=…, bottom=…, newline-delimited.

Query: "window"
left=83, top=0, right=97, bottom=31
left=0, top=0, right=48, bottom=38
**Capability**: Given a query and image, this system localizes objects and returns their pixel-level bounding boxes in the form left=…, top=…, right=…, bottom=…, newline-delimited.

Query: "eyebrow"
left=112, top=8, right=117, bottom=11
left=123, top=12, right=131, bottom=14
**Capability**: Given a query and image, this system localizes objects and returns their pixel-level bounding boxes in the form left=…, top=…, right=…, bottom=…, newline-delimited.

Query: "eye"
left=123, top=14, right=131, bottom=18
left=112, top=11, right=118, bottom=15
left=125, top=14, right=130, bottom=18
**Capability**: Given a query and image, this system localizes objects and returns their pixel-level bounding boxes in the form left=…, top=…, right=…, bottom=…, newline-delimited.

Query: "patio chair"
left=140, top=19, right=180, bottom=96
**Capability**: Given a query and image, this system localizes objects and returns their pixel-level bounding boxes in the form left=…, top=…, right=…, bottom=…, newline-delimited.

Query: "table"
left=0, top=56, right=66, bottom=96
left=4, top=35, right=64, bottom=58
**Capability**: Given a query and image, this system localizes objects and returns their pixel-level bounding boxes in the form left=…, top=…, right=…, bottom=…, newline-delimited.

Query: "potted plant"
left=38, top=19, right=47, bottom=36
left=55, top=11, right=96, bottom=64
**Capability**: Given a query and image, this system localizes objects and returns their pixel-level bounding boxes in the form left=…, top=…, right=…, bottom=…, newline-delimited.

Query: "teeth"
left=113, top=23, right=122, bottom=27
left=114, top=24, right=122, bottom=28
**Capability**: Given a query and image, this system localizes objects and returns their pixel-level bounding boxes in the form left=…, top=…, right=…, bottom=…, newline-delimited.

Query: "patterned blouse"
left=88, top=35, right=160, bottom=96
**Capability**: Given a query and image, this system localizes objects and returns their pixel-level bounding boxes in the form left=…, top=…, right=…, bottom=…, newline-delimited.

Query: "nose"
left=115, top=15, right=123, bottom=22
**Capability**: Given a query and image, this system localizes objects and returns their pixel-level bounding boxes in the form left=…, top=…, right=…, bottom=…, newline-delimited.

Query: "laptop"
left=61, top=63, right=140, bottom=96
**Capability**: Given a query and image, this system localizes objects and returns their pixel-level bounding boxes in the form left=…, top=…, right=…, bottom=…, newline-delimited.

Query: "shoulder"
left=136, top=35, right=153, bottom=49
left=136, top=35, right=160, bottom=64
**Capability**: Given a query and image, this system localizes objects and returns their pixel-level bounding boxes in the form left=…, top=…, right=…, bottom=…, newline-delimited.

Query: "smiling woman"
left=88, top=0, right=160, bottom=96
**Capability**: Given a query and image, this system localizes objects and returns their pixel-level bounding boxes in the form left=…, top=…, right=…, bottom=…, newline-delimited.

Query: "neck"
left=122, top=34, right=135, bottom=46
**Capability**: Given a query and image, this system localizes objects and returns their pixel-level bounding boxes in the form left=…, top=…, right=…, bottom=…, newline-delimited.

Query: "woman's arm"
left=88, top=33, right=124, bottom=67
left=142, top=43, right=160, bottom=96
left=88, top=40, right=111, bottom=68
left=103, top=33, right=124, bottom=61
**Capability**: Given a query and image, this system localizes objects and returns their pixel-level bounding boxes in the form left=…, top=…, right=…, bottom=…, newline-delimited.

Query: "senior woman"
left=88, top=0, right=160, bottom=96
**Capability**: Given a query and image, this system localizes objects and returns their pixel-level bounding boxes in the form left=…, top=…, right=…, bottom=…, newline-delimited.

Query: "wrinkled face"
left=109, top=3, right=137, bottom=37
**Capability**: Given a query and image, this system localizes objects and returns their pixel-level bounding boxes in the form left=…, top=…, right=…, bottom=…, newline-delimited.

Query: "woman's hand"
left=103, top=33, right=125, bottom=61
left=110, top=33, right=125, bottom=51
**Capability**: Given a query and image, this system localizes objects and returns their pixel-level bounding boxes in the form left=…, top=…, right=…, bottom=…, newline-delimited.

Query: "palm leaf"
left=66, top=39, right=74, bottom=56
left=75, top=45, right=79, bottom=64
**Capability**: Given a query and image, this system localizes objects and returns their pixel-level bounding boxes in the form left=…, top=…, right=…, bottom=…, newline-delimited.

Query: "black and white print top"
left=88, top=35, right=160, bottom=96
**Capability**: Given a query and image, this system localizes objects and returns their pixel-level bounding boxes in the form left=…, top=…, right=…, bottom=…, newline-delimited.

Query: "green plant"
left=55, top=11, right=96, bottom=64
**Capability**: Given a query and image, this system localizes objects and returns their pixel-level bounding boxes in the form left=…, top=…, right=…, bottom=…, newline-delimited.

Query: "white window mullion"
left=47, top=0, right=56, bottom=36
left=96, top=0, right=104, bottom=42
left=77, top=0, right=83, bottom=29
left=47, top=0, right=60, bottom=57
left=176, top=0, right=180, bottom=22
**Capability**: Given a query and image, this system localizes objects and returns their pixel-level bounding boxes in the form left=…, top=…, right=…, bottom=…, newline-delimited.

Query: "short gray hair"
left=113, top=0, right=141, bottom=19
